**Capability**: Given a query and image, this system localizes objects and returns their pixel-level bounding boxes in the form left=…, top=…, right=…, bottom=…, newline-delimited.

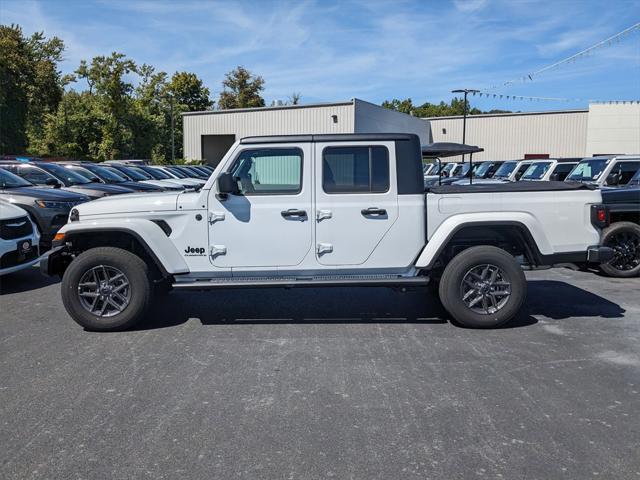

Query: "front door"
left=208, top=144, right=312, bottom=269
left=314, top=142, right=398, bottom=266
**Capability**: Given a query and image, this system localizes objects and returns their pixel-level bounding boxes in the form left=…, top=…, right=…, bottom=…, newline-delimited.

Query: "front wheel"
left=61, top=247, right=152, bottom=331
left=438, top=246, right=527, bottom=328
left=600, top=222, right=640, bottom=278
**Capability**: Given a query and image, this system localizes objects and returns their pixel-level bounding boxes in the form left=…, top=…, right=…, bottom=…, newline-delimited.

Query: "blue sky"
left=2, top=0, right=639, bottom=111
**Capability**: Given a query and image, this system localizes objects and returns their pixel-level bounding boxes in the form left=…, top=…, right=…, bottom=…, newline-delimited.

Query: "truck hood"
left=77, top=191, right=181, bottom=216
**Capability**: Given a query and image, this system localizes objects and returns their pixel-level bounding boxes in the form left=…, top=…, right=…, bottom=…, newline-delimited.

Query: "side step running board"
left=172, top=276, right=429, bottom=290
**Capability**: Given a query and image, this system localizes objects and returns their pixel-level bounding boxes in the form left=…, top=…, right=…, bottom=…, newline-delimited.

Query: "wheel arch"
left=59, top=221, right=189, bottom=277
left=416, top=220, right=546, bottom=270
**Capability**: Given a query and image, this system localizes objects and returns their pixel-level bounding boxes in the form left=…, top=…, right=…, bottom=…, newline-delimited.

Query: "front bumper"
left=587, top=245, right=615, bottom=264
left=39, top=245, right=69, bottom=277
left=0, top=234, right=40, bottom=276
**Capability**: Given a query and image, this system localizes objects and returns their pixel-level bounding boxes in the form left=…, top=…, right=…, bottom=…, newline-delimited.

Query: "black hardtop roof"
left=240, top=133, right=419, bottom=144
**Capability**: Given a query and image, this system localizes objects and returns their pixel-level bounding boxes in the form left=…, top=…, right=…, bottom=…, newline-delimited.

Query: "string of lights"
left=470, top=92, right=640, bottom=103
left=485, top=22, right=640, bottom=91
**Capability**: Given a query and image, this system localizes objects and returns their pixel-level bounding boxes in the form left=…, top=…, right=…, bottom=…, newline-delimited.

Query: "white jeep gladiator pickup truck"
left=42, top=134, right=612, bottom=331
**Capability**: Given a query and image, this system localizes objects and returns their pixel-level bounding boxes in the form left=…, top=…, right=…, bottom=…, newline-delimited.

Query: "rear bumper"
left=587, top=245, right=614, bottom=264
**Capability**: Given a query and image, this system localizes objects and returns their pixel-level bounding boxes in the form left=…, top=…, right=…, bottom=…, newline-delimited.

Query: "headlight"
left=35, top=200, right=86, bottom=209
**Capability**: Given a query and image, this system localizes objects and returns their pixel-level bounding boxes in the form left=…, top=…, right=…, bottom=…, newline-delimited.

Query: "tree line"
left=1, top=24, right=506, bottom=162
left=381, top=98, right=510, bottom=117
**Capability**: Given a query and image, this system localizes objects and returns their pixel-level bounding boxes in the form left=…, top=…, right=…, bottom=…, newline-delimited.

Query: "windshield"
left=126, top=166, right=155, bottom=180
left=474, top=162, right=495, bottom=178
left=0, top=168, right=33, bottom=188
left=86, top=165, right=128, bottom=183
left=493, top=162, right=518, bottom=178
left=443, top=163, right=456, bottom=175
left=112, top=165, right=149, bottom=181
left=458, top=163, right=471, bottom=176
left=39, top=163, right=91, bottom=185
left=180, top=166, right=205, bottom=177
left=166, top=166, right=187, bottom=178
left=566, top=159, right=609, bottom=182
left=521, top=162, right=552, bottom=180
left=141, top=166, right=171, bottom=180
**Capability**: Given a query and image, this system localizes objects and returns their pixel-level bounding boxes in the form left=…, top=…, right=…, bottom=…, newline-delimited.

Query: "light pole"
left=451, top=88, right=479, bottom=183
left=166, top=92, right=175, bottom=164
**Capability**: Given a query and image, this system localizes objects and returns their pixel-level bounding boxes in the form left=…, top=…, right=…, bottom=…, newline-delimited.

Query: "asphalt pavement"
left=1, top=267, right=639, bottom=479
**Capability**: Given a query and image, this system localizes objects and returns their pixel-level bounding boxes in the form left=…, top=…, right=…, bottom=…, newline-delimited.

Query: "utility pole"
left=169, top=93, right=175, bottom=164
left=451, top=89, right=479, bottom=183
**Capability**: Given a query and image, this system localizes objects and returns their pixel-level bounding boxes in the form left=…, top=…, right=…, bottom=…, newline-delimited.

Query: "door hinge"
left=208, top=212, right=225, bottom=224
left=316, top=209, right=332, bottom=221
left=210, top=245, right=227, bottom=258
left=316, top=243, right=333, bottom=255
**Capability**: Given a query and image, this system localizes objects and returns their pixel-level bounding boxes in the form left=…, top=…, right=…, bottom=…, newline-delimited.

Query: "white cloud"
left=453, top=0, right=488, bottom=12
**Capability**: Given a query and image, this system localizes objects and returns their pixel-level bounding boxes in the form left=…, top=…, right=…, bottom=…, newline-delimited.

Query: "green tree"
left=218, top=66, right=265, bottom=109
left=74, top=52, right=138, bottom=159
left=0, top=25, right=65, bottom=154
left=165, top=71, right=213, bottom=160
left=382, top=97, right=506, bottom=118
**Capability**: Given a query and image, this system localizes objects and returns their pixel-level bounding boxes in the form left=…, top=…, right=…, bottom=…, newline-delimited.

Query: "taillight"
left=590, top=205, right=609, bottom=229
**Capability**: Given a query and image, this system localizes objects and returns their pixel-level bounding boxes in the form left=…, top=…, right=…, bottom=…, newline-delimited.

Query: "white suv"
left=520, top=159, right=579, bottom=181
left=1, top=201, right=40, bottom=276
left=566, top=155, right=640, bottom=187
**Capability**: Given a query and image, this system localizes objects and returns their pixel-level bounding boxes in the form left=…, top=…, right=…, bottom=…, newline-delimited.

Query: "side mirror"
left=606, top=172, right=620, bottom=186
left=91, top=177, right=101, bottom=183
left=46, top=178, right=61, bottom=188
left=217, top=172, right=239, bottom=196
left=549, top=173, right=560, bottom=181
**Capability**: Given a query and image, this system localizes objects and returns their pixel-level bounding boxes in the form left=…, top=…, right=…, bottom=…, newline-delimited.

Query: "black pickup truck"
left=600, top=171, right=640, bottom=277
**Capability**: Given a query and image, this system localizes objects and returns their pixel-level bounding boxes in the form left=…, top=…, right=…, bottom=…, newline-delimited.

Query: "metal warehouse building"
left=426, top=103, right=640, bottom=161
left=183, top=100, right=639, bottom=165
left=182, top=98, right=430, bottom=166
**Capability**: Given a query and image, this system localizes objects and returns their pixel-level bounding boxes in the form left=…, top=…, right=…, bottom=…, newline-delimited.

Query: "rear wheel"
left=61, top=247, right=152, bottom=331
left=600, top=222, right=640, bottom=278
left=438, top=246, right=526, bottom=328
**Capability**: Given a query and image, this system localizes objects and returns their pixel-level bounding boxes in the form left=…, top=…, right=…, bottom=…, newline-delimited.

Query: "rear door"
left=314, top=141, right=398, bottom=266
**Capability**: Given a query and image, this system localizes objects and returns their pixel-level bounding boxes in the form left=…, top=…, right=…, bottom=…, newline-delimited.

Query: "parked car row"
left=0, top=160, right=214, bottom=276
left=423, top=154, right=640, bottom=278
left=424, top=154, right=640, bottom=188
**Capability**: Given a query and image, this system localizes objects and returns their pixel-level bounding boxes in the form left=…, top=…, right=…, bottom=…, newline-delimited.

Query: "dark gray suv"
left=0, top=168, right=90, bottom=249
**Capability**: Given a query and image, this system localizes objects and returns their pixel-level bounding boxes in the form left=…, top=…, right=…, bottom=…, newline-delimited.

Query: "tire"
left=61, top=247, right=152, bottom=331
left=438, top=246, right=527, bottom=328
left=600, top=222, right=640, bottom=278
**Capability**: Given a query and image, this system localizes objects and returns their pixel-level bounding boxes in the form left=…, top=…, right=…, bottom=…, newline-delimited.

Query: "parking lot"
left=1, top=267, right=639, bottom=479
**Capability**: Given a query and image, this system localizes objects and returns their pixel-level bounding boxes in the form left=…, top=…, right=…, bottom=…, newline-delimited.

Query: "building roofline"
left=422, top=109, right=589, bottom=120
left=239, top=133, right=419, bottom=144
left=182, top=99, right=356, bottom=116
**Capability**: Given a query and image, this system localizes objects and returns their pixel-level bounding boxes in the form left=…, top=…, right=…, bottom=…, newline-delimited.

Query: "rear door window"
left=322, top=146, right=389, bottom=194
